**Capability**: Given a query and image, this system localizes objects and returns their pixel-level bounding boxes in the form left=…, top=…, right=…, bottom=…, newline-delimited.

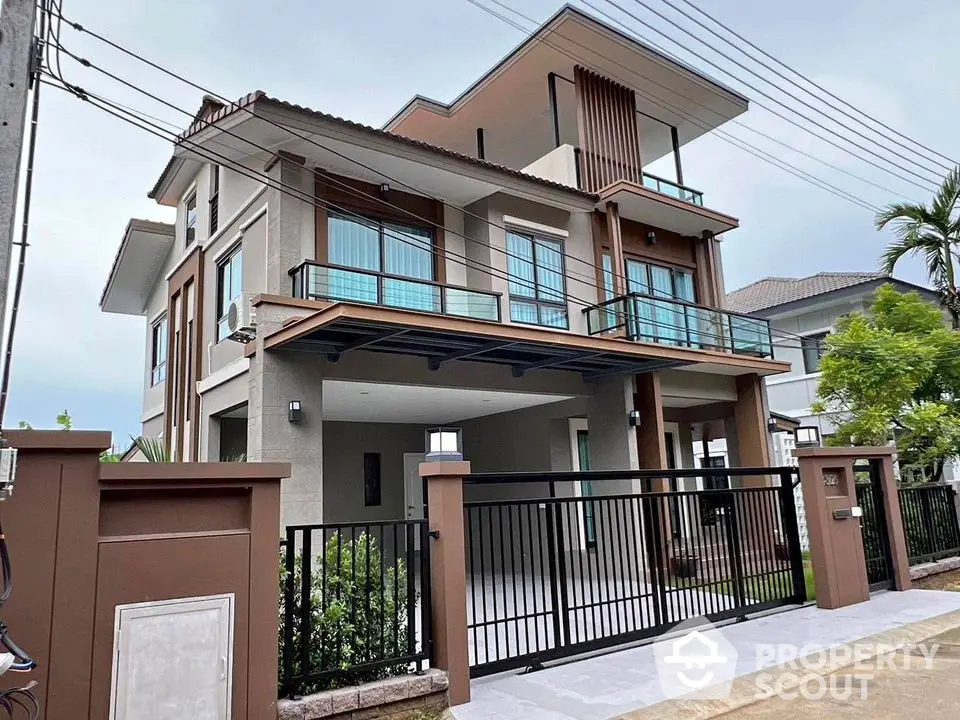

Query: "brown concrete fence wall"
left=0, top=430, right=289, bottom=720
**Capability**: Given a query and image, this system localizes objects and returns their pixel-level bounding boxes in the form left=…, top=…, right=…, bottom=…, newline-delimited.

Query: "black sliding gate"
left=461, top=468, right=807, bottom=677
left=854, top=461, right=895, bottom=591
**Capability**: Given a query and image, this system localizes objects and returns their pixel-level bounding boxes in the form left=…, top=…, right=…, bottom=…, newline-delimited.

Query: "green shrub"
left=278, top=531, right=413, bottom=695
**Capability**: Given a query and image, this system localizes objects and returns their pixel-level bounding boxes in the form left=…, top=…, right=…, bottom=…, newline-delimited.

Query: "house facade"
left=100, top=6, right=788, bottom=528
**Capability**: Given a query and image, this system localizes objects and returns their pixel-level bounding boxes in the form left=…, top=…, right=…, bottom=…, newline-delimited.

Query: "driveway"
left=451, top=589, right=960, bottom=720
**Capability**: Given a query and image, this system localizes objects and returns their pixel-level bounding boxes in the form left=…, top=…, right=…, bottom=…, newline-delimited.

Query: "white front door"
left=404, top=453, right=427, bottom=550
left=110, top=594, right=234, bottom=720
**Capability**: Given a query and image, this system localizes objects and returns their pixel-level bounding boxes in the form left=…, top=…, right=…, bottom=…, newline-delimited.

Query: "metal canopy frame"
left=277, top=316, right=689, bottom=380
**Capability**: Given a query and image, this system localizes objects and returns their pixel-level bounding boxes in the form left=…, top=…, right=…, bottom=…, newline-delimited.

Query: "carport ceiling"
left=321, top=380, right=574, bottom=424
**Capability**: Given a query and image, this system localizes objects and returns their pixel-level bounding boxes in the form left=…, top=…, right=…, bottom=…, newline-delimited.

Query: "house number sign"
left=823, top=470, right=841, bottom=487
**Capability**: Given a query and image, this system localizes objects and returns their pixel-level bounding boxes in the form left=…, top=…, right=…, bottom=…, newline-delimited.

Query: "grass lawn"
left=669, top=554, right=815, bottom=602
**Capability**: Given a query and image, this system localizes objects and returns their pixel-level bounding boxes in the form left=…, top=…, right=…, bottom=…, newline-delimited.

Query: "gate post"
left=797, top=447, right=910, bottom=610
left=421, top=461, right=471, bottom=706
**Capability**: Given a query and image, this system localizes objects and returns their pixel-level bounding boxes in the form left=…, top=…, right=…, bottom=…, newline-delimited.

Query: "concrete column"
left=248, top=301, right=324, bottom=527
left=723, top=415, right=741, bottom=468
left=634, top=372, right=668, bottom=487
left=733, top=374, right=771, bottom=473
left=421, top=461, right=471, bottom=706
left=587, top=375, right=638, bottom=490
left=265, top=153, right=313, bottom=295
left=605, top=202, right=626, bottom=295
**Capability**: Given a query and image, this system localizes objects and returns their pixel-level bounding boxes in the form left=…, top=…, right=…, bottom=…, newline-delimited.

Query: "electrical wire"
left=589, top=0, right=942, bottom=189
left=47, top=0, right=893, bottom=261
left=465, top=0, right=886, bottom=212
left=670, top=0, right=957, bottom=170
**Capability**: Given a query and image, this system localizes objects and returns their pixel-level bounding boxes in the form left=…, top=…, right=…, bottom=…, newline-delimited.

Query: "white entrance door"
left=110, top=594, right=234, bottom=720
left=404, top=453, right=426, bottom=549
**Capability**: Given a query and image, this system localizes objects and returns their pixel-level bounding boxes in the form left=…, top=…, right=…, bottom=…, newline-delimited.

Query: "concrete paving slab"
left=450, top=590, right=960, bottom=720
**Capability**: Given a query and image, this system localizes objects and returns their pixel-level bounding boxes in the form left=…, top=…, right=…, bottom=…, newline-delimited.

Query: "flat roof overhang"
left=384, top=6, right=748, bottom=170
left=258, top=299, right=789, bottom=380
left=100, top=219, right=175, bottom=315
left=599, top=180, right=739, bottom=236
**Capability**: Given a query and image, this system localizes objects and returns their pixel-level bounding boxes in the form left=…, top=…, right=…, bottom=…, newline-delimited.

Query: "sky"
left=6, top=0, right=959, bottom=440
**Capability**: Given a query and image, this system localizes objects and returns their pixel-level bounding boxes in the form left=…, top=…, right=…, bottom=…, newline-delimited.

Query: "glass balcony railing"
left=641, top=172, right=704, bottom=206
left=289, top=261, right=502, bottom=323
left=584, top=293, right=773, bottom=358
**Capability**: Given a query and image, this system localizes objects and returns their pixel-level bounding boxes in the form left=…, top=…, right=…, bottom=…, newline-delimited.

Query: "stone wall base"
left=278, top=670, right=449, bottom=720
left=910, top=555, right=960, bottom=580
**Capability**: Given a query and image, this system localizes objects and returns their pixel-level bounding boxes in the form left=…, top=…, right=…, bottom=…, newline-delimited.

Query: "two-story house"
left=99, top=6, right=789, bottom=528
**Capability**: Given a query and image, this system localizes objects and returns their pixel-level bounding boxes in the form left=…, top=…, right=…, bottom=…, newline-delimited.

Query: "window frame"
left=209, top=165, right=220, bottom=236
left=505, top=228, right=569, bottom=329
left=326, top=212, right=438, bottom=281
left=184, top=191, right=198, bottom=247
left=801, top=331, right=829, bottom=374
left=215, top=243, right=243, bottom=342
left=150, top=315, right=168, bottom=386
left=620, top=251, right=697, bottom=303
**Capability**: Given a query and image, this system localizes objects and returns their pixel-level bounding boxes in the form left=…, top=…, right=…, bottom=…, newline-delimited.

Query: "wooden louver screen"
left=574, top=66, right=642, bottom=192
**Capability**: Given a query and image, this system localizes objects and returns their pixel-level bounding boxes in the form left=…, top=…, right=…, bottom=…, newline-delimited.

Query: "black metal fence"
left=899, top=484, right=960, bottom=565
left=461, top=468, right=806, bottom=677
left=854, top=463, right=895, bottom=590
left=279, top=521, right=431, bottom=698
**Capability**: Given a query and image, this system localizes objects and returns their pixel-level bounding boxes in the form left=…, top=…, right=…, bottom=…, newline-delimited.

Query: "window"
left=624, top=257, right=695, bottom=345
left=209, top=165, right=220, bottom=236
left=363, top=452, right=381, bottom=506
left=185, top=192, right=198, bottom=246
left=506, top=230, right=567, bottom=328
left=150, top=315, right=168, bottom=385
left=216, top=245, right=243, bottom=341
left=801, top=332, right=828, bottom=373
left=325, top=214, right=437, bottom=311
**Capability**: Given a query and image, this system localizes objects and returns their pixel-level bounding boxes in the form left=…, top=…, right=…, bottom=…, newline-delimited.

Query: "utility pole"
left=0, top=0, right=38, bottom=359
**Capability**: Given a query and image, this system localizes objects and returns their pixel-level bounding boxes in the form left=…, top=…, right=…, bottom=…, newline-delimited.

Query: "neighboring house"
left=99, top=6, right=789, bottom=528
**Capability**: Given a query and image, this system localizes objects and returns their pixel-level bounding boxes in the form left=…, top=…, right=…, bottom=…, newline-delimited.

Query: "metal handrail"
left=289, top=259, right=503, bottom=322
left=641, top=171, right=705, bottom=203
left=584, top=291, right=765, bottom=325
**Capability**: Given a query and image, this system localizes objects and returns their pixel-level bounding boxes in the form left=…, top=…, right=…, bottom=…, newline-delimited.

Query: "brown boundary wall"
left=0, top=430, right=289, bottom=720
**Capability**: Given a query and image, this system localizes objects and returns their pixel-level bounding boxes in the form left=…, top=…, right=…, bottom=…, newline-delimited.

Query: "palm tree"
left=876, top=167, right=960, bottom=328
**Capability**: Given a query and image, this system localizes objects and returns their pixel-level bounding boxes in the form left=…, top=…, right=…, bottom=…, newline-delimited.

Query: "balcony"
left=289, top=261, right=502, bottom=323
left=584, top=293, right=773, bottom=357
left=641, top=172, right=703, bottom=206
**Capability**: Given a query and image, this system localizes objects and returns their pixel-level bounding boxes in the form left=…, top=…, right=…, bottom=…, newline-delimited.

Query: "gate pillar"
left=797, top=446, right=910, bottom=610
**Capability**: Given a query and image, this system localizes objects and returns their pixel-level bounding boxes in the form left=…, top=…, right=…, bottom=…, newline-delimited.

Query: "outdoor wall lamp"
left=646, top=230, right=657, bottom=246
left=795, top=426, right=821, bottom=447
left=288, top=400, right=302, bottom=423
left=767, top=416, right=779, bottom=433
left=628, top=410, right=642, bottom=427
left=425, top=427, right=463, bottom=461
left=379, top=183, right=390, bottom=197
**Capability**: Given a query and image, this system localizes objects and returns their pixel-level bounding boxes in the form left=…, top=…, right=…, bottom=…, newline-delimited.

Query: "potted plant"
left=773, top=531, right=791, bottom=561
left=671, top=547, right=699, bottom=579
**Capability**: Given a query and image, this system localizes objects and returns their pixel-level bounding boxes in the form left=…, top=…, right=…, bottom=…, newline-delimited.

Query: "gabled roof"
left=725, top=272, right=935, bottom=315
left=148, top=91, right=597, bottom=202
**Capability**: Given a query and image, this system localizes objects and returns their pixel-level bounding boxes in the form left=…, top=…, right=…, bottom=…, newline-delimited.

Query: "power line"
left=46, top=42, right=624, bottom=301
left=581, top=0, right=941, bottom=191
left=671, top=0, right=957, bottom=170
left=469, top=0, right=884, bottom=212
left=45, top=6, right=619, bottom=290
left=622, top=0, right=950, bottom=179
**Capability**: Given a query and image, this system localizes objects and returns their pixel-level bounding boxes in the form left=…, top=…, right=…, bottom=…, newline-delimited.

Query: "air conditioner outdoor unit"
left=226, top=293, right=257, bottom=343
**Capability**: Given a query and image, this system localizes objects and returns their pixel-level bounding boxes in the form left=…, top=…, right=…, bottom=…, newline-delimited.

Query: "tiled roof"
left=149, top=91, right=596, bottom=201
left=725, top=272, right=888, bottom=314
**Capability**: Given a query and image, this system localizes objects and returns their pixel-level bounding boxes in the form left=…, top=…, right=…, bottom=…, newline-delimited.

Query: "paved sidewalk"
left=450, top=590, right=960, bottom=720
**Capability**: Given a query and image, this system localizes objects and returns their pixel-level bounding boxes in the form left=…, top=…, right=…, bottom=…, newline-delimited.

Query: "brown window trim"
left=314, top=171, right=446, bottom=285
